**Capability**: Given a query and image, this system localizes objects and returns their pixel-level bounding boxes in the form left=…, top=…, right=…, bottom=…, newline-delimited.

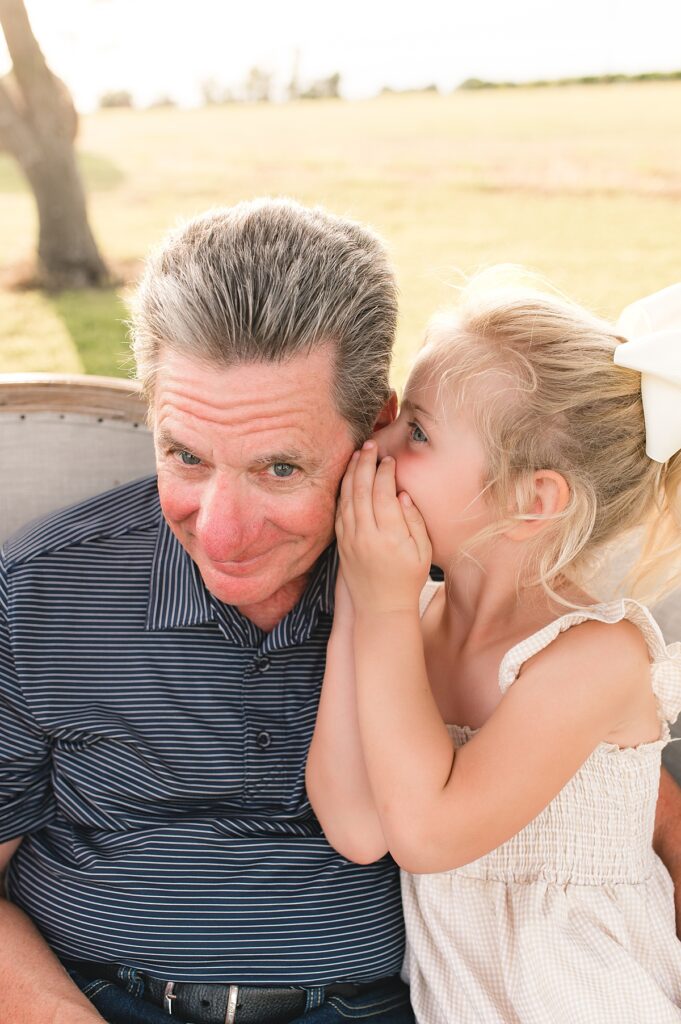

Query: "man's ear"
left=372, top=390, right=398, bottom=433
left=505, top=470, right=570, bottom=541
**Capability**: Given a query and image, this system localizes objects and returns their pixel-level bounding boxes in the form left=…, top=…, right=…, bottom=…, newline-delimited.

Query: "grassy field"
left=1, top=82, right=680, bottom=388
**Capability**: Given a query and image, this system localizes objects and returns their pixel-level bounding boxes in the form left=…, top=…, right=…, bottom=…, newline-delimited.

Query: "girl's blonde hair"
left=423, top=268, right=681, bottom=603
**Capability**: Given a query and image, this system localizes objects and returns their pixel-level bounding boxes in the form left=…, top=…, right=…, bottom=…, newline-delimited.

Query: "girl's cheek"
left=392, top=452, right=418, bottom=495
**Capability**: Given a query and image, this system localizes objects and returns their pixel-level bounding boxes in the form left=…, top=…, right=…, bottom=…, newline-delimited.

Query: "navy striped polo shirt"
left=0, top=476, right=404, bottom=983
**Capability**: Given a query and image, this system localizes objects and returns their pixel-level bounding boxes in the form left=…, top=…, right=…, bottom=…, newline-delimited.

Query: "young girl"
left=306, top=275, right=681, bottom=1023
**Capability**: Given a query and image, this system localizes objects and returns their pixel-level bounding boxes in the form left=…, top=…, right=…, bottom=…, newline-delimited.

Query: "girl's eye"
left=178, top=450, right=201, bottom=466
left=269, top=462, right=297, bottom=478
left=408, top=422, right=428, bottom=444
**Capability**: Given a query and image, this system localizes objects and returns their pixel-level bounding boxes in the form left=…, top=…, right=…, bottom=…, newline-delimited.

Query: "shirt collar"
left=212, top=543, right=338, bottom=651
left=147, top=518, right=337, bottom=647
left=287, top=542, right=337, bottom=646
left=146, top=517, right=215, bottom=631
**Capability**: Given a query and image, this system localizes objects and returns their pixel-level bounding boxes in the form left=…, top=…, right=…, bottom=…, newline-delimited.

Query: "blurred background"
left=1, top=0, right=680, bottom=389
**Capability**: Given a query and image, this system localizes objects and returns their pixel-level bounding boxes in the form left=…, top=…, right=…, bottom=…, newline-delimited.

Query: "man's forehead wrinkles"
left=163, top=412, right=323, bottom=443
left=160, top=389, right=325, bottom=428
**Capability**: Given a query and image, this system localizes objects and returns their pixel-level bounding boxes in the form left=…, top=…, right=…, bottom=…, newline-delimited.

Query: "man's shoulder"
left=2, top=475, right=161, bottom=571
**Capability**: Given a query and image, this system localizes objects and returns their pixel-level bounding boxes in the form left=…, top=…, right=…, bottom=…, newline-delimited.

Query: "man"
left=1, top=198, right=681, bottom=1024
left=0, top=199, right=411, bottom=1024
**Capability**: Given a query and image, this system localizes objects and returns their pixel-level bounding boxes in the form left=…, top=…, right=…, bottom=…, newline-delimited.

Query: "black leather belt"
left=66, top=960, right=392, bottom=1024
left=145, top=976, right=308, bottom=1023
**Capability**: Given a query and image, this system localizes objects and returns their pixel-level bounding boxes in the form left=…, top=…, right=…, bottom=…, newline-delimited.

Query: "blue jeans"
left=287, top=978, right=415, bottom=1023
left=66, top=963, right=180, bottom=1023
left=65, top=963, right=415, bottom=1024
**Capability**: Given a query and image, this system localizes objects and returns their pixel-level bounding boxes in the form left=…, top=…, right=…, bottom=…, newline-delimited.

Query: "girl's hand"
left=336, top=441, right=432, bottom=614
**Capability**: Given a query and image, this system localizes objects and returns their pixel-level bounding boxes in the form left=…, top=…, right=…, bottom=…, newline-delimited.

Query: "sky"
left=2, top=0, right=681, bottom=110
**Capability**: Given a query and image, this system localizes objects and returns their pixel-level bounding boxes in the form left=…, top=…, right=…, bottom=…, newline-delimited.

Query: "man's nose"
left=194, top=477, right=257, bottom=560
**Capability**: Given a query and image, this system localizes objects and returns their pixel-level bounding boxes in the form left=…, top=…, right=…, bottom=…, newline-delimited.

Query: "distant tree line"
left=197, top=67, right=341, bottom=105
left=458, top=70, right=681, bottom=90
left=98, top=68, right=342, bottom=110
left=380, top=84, right=438, bottom=96
left=97, top=67, right=681, bottom=111
left=99, top=89, right=134, bottom=108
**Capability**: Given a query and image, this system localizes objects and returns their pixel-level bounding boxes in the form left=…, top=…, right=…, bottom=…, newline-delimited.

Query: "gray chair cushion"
left=0, top=375, right=155, bottom=544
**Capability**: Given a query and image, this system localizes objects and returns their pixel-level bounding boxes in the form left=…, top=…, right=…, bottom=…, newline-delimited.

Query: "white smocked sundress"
left=402, top=583, right=681, bottom=1023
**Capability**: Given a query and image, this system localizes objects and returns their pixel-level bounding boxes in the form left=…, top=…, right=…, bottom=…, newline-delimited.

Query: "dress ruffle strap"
left=419, top=579, right=442, bottom=618
left=497, top=599, right=681, bottom=726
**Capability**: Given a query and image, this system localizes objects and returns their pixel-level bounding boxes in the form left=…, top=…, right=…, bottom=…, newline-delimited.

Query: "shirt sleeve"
left=0, top=549, right=55, bottom=842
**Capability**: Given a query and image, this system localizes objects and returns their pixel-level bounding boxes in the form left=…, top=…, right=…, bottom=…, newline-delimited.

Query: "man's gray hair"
left=130, top=198, right=398, bottom=443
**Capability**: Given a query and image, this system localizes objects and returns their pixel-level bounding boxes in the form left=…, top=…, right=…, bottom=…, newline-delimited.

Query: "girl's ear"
left=505, top=470, right=570, bottom=541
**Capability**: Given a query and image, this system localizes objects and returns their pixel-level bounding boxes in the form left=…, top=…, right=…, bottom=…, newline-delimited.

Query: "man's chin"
left=199, top=562, right=275, bottom=606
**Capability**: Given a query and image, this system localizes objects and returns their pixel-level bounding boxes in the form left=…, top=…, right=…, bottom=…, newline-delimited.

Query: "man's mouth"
left=206, top=550, right=271, bottom=574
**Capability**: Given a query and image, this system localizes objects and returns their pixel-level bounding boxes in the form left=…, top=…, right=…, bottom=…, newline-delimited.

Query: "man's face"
left=153, top=346, right=356, bottom=618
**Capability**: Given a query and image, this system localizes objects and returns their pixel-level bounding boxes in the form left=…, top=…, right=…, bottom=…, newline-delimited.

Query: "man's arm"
left=654, top=767, right=681, bottom=934
left=0, top=552, right=102, bottom=1022
left=0, top=840, right=104, bottom=1024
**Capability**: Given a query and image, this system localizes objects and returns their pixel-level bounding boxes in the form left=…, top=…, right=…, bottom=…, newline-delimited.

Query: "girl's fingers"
left=338, top=449, right=360, bottom=536
left=352, top=441, right=379, bottom=532
left=399, top=491, right=432, bottom=565
left=373, top=457, right=410, bottom=535
left=335, top=507, right=345, bottom=544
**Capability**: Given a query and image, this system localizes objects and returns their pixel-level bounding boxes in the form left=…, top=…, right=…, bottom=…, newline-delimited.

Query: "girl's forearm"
left=354, top=610, right=456, bottom=861
left=306, top=624, right=388, bottom=863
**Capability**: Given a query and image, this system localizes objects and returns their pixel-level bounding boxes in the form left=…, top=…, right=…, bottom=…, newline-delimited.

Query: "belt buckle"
left=225, top=984, right=239, bottom=1024
left=163, top=978, right=239, bottom=1023
left=164, top=981, right=177, bottom=1015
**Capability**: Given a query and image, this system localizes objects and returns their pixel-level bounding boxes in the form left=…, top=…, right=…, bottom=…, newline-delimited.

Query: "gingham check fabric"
left=403, top=587, right=681, bottom=1022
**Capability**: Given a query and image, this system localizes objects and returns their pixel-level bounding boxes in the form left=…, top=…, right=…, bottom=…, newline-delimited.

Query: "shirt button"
left=254, top=656, right=270, bottom=673
left=255, top=730, right=272, bottom=750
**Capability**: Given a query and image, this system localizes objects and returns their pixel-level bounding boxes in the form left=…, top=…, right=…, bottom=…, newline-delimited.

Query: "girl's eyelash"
left=407, top=420, right=429, bottom=443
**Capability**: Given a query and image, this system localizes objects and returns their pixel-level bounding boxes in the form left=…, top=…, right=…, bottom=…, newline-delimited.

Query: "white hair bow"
left=614, top=282, right=681, bottom=463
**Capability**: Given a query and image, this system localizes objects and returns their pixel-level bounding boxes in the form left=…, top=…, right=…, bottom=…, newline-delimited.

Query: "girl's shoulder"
left=499, top=599, right=681, bottom=725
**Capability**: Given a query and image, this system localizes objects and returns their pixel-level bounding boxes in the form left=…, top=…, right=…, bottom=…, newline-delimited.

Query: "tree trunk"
left=21, top=137, right=108, bottom=289
left=0, top=0, right=109, bottom=289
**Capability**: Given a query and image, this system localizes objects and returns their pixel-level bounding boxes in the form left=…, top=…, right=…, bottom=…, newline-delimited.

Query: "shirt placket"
left=243, top=644, right=283, bottom=802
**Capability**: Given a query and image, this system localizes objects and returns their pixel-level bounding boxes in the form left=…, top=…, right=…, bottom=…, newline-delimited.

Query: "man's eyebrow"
left=251, top=449, right=317, bottom=468
left=156, top=428, right=195, bottom=451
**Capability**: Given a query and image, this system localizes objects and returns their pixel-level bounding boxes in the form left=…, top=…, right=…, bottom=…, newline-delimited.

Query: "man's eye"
left=177, top=450, right=201, bottom=466
left=408, top=422, right=428, bottom=444
left=270, top=462, right=296, bottom=478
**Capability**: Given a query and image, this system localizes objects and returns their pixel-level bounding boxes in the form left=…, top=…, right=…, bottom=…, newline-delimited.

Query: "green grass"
left=0, top=290, right=82, bottom=372
left=2, top=83, right=681, bottom=387
left=0, top=151, right=125, bottom=193
left=50, top=289, right=131, bottom=376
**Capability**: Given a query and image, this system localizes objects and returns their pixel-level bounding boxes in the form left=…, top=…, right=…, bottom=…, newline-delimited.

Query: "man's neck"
left=237, top=575, right=310, bottom=632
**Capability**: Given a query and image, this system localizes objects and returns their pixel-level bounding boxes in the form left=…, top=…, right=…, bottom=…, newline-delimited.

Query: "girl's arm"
left=341, top=442, right=651, bottom=875
left=306, top=567, right=388, bottom=863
